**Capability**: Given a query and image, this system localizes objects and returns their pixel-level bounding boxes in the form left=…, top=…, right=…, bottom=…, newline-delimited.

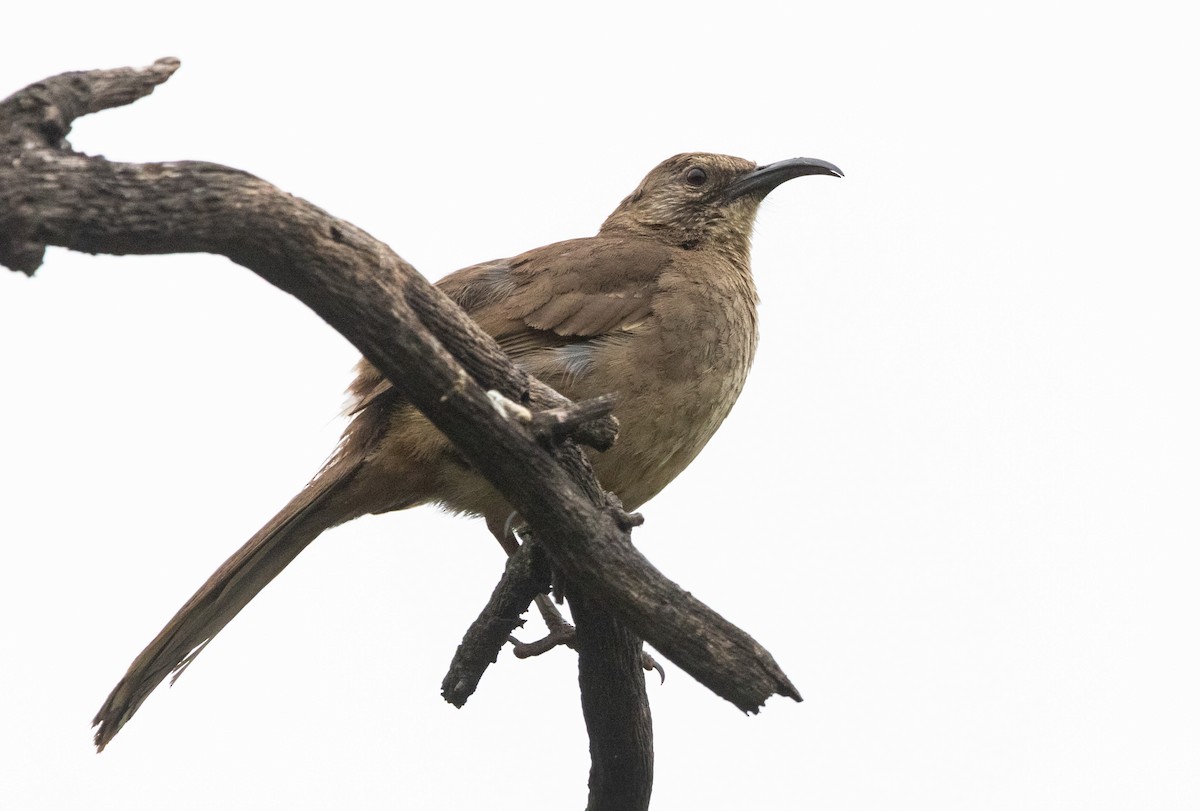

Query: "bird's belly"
left=589, top=361, right=749, bottom=510
left=425, top=369, right=746, bottom=522
left=566, top=319, right=756, bottom=511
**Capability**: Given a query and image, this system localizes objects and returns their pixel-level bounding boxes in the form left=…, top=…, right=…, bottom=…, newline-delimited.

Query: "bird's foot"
left=509, top=593, right=576, bottom=657
left=508, top=625, right=576, bottom=658
left=508, top=593, right=665, bottom=681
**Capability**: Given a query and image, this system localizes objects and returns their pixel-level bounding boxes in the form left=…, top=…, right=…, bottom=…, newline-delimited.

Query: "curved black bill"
left=725, top=157, right=843, bottom=201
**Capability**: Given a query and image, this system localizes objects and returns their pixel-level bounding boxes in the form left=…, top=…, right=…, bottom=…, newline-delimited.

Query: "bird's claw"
left=642, top=650, right=666, bottom=684
left=508, top=624, right=577, bottom=658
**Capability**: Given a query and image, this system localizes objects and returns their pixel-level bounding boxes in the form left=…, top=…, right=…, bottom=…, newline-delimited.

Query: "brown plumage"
left=92, top=152, right=841, bottom=750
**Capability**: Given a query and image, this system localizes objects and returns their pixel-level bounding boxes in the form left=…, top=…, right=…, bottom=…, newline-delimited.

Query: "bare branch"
left=1, top=60, right=803, bottom=808
left=1, top=58, right=178, bottom=148
left=0, top=58, right=799, bottom=715
left=530, top=393, right=620, bottom=451
left=572, top=589, right=654, bottom=811
left=441, top=540, right=553, bottom=707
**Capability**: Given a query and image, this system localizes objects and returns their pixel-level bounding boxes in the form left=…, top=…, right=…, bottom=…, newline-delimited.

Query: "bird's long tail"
left=92, top=445, right=387, bottom=751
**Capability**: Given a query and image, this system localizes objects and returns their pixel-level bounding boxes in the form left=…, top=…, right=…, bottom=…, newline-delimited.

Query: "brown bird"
left=92, top=152, right=841, bottom=750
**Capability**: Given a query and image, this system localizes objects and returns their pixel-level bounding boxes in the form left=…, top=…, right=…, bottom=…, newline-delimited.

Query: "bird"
left=92, top=152, right=841, bottom=750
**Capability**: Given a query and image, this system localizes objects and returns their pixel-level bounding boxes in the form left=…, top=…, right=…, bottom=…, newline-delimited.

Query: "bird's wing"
left=443, top=235, right=671, bottom=353
left=348, top=236, right=673, bottom=413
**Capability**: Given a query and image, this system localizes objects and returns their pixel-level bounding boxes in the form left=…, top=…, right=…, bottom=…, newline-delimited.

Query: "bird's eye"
left=685, top=166, right=708, bottom=187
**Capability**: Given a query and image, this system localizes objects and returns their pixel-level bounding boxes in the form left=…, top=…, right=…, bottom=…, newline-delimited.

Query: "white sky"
left=2, top=2, right=1197, bottom=808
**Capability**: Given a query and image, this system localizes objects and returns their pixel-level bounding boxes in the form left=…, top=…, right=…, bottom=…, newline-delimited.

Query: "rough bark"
left=441, top=539, right=554, bottom=707
left=572, top=587, right=655, bottom=811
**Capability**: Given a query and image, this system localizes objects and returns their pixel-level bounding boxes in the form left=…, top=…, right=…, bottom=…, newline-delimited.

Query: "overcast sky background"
left=2, top=2, right=1197, bottom=808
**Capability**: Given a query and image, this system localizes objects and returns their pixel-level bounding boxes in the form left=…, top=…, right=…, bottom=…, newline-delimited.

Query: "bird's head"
left=600, top=152, right=841, bottom=255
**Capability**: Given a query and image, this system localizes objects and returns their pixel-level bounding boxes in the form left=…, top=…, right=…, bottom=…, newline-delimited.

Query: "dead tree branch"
left=1, top=60, right=801, bottom=809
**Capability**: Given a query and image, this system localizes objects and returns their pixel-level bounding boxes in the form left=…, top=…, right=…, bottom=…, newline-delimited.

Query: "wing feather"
left=346, top=235, right=672, bottom=410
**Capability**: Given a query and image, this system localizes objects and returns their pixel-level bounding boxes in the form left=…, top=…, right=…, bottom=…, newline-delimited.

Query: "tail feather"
left=92, top=451, right=371, bottom=751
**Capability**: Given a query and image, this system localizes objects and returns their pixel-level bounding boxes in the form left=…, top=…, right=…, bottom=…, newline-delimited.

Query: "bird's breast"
left=555, top=268, right=759, bottom=511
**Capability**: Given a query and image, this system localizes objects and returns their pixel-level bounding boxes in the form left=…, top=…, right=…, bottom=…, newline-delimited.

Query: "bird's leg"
left=485, top=513, right=665, bottom=682
left=488, top=511, right=522, bottom=556
left=487, top=513, right=575, bottom=655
